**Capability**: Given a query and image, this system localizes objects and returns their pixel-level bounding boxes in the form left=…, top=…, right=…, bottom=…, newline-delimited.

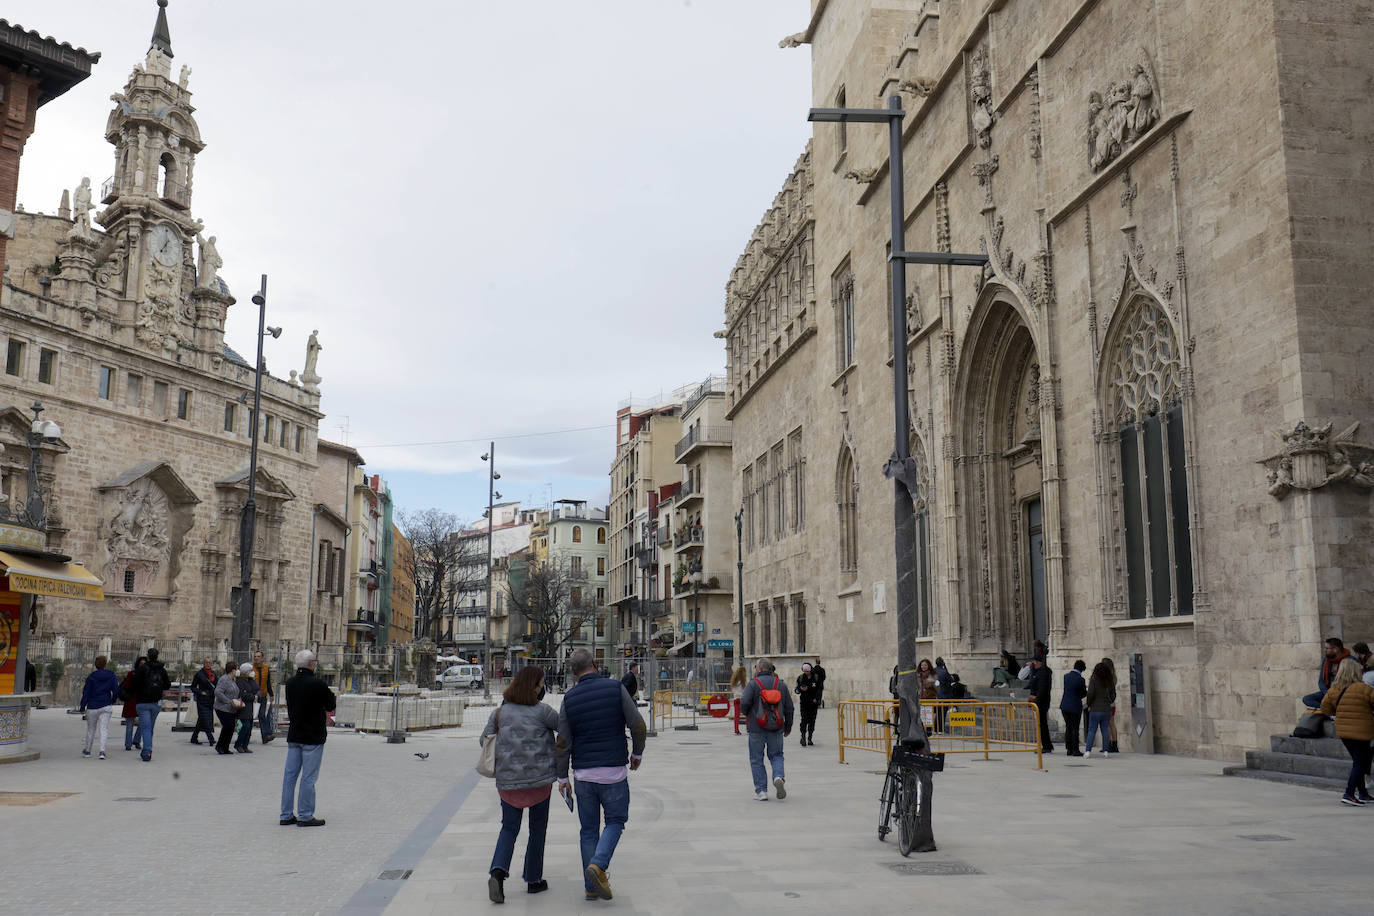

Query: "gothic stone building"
left=728, top=0, right=1374, bottom=759
left=0, top=15, right=323, bottom=649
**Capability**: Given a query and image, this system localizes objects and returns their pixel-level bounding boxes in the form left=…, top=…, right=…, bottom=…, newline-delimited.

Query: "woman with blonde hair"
left=481, top=665, right=561, bottom=902
left=1319, top=657, right=1374, bottom=806
left=729, top=666, right=749, bottom=735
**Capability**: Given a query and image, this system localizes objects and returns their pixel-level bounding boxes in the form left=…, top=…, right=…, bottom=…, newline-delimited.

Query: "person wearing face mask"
left=481, top=665, right=564, bottom=903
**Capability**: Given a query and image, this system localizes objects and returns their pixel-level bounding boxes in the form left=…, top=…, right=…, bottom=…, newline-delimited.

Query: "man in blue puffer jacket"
left=79, top=655, right=121, bottom=759
left=557, top=648, right=646, bottom=902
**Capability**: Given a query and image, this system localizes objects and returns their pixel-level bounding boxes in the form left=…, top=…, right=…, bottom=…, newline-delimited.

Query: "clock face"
left=149, top=225, right=181, bottom=266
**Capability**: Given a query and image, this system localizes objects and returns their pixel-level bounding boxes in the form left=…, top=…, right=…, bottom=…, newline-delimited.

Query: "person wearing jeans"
left=79, top=655, right=120, bottom=759
left=281, top=649, right=335, bottom=827
left=1084, top=661, right=1116, bottom=756
left=132, top=648, right=170, bottom=762
left=557, top=648, right=646, bottom=901
left=1319, top=657, right=1374, bottom=806
left=740, top=657, right=794, bottom=800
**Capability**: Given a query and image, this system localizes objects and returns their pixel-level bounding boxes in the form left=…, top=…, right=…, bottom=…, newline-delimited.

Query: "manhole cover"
left=1045, top=793, right=1082, bottom=798
left=115, top=796, right=155, bottom=802
left=0, top=792, right=75, bottom=806
left=1238, top=834, right=1293, bottom=842
left=378, top=869, right=413, bottom=880
left=883, top=861, right=982, bottom=876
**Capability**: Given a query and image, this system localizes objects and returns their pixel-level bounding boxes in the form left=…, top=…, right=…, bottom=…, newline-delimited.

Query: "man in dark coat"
left=811, top=658, right=827, bottom=708
left=189, top=657, right=217, bottom=745
left=1026, top=654, right=1054, bottom=753
left=1059, top=660, right=1087, bottom=756
left=620, top=662, right=640, bottom=701
left=281, top=649, right=336, bottom=827
left=132, top=648, right=170, bottom=762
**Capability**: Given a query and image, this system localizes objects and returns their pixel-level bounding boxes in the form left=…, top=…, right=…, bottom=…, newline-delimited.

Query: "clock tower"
left=95, top=0, right=209, bottom=354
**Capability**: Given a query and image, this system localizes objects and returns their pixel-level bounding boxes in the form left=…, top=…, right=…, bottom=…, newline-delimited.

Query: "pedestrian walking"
left=481, top=666, right=562, bottom=903
left=120, top=656, right=146, bottom=751
left=1319, top=658, right=1374, bottom=806
left=811, top=658, right=827, bottom=708
left=729, top=666, right=748, bottom=735
left=741, top=657, right=794, bottom=801
left=281, top=649, right=336, bottom=827
left=795, top=663, right=819, bottom=746
left=189, top=657, right=217, bottom=745
left=79, top=655, right=119, bottom=759
left=1102, top=657, right=1121, bottom=753
left=252, top=650, right=276, bottom=744
left=233, top=663, right=258, bottom=753
left=1060, top=660, right=1087, bottom=757
left=556, top=647, right=646, bottom=902
left=1026, top=654, right=1054, bottom=753
left=619, top=662, right=640, bottom=703
left=1085, top=661, right=1116, bottom=756
left=132, top=648, right=170, bottom=762
left=214, top=660, right=244, bottom=755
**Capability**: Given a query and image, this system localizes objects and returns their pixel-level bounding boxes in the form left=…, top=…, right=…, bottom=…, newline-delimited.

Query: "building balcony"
left=358, top=560, right=379, bottom=582
left=675, top=425, right=732, bottom=462
left=346, top=611, right=379, bottom=632
left=671, top=572, right=733, bottom=599
left=676, top=478, right=704, bottom=507
left=673, top=526, right=704, bottom=550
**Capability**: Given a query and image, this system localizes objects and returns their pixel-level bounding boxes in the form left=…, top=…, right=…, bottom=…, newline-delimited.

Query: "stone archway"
left=953, top=292, right=1045, bottom=653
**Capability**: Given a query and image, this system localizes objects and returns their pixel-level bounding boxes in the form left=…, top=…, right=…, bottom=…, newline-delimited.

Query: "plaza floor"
left=3, top=701, right=1369, bottom=915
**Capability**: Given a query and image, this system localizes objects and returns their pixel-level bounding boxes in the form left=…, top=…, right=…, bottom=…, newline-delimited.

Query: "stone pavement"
left=5, top=702, right=1373, bottom=915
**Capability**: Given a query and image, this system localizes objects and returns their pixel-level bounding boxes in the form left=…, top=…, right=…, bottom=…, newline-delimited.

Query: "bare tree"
left=397, top=508, right=486, bottom=642
left=508, top=557, right=598, bottom=660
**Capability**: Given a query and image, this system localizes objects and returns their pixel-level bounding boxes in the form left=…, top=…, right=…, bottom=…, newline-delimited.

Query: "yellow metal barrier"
left=652, top=689, right=675, bottom=730
left=837, top=698, right=1043, bottom=768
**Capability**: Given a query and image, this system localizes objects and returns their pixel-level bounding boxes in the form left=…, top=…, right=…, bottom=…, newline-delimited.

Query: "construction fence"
left=837, top=698, right=1044, bottom=768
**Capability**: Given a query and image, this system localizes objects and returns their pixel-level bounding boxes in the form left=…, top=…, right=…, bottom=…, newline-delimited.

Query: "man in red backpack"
left=740, top=658, right=795, bottom=801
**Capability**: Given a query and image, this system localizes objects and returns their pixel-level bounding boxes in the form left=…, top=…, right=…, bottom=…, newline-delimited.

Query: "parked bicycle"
left=869, top=717, right=944, bottom=856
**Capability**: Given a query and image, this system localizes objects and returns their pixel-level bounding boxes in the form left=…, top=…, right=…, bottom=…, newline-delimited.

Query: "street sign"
left=681, top=622, right=703, bottom=633
left=707, top=694, right=731, bottom=718
left=706, top=639, right=733, bottom=650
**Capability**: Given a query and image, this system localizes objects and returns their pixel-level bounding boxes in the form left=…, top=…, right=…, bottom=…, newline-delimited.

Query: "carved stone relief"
left=1261, top=421, right=1374, bottom=499
left=969, top=46, right=995, bottom=149
left=1088, top=51, right=1161, bottom=171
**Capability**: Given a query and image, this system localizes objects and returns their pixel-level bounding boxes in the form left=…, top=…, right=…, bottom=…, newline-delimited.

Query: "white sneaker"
left=1101, top=751, right=1110, bottom=757
left=755, top=790, right=769, bottom=801
left=773, top=777, right=787, bottom=800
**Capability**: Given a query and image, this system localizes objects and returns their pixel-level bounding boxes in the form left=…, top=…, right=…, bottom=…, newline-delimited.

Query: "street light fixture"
left=689, top=563, right=703, bottom=659
left=810, top=96, right=989, bottom=852
left=733, top=505, right=744, bottom=673
left=481, top=444, right=497, bottom=700
left=232, top=274, right=278, bottom=654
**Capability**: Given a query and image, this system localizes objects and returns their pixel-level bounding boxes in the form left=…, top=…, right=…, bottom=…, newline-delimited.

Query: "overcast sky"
left=11, top=0, right=813, bottom=525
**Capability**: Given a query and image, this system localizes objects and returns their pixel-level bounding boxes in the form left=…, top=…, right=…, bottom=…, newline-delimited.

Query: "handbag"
left=476, top=707, right=500, bottom=778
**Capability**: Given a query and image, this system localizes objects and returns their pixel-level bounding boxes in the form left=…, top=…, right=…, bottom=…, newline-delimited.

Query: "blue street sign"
left=706, top=639, right=734, bottom=650
left=681, top=622, right=703, bottom=633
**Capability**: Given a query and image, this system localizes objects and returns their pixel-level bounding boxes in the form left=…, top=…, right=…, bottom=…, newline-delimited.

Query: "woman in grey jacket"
left=213, top=661, right=244, bottom=756
left=480, top=666, right=562, bottom=903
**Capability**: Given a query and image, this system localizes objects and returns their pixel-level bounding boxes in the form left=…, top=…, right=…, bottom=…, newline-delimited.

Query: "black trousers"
left=799, top=705, right=818, bottom=741
left=1061, top=710, right=1081, bottom=755
left=192, top=701, right=215, bottom=741
left=215, top=709, right=237, bottom=753
left=1036, top=701, right=1053, bottom=751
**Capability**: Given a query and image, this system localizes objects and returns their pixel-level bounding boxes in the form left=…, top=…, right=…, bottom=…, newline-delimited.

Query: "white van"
left=436, top=664, right=483, bottom=689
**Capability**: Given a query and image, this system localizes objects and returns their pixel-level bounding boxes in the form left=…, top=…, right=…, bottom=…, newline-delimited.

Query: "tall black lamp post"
left=481, top=444, right=500, bottom=700
left=809, top=97, right=989, bottom=851
left=231, top=274, right=281, bottom=654
left=734, top=505, right=744, bottom=672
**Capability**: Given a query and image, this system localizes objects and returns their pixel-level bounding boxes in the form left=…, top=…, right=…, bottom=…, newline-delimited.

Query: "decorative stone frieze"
left=1088, top=51, right=1160, bottom=171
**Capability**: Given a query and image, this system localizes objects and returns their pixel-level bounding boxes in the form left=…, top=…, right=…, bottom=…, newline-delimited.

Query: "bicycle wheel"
left=877, top=768, right=895, bottom=840
left=897, top=766, right=922, bottom=856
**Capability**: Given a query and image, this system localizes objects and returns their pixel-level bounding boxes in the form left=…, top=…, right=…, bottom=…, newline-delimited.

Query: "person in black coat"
left=811, top=659, right=827, bottom=708
left=795, top=663, right=820, bottom=746
left=1026, top=654, right=1054, bottom=753
left=1059, top=660, right=1087, bottom=757
left=233, top=663, right=258, bottom=753
left=189, top=657, right=217, bottom=745
left=620, top=663, right=640, bottom=702
left=282, top=649, right=337, bottom=827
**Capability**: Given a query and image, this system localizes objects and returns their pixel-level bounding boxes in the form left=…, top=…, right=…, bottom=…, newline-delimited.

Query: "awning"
left=0, top=551, right=104, bottom=601
left=668, top=638, right=694, bottom=655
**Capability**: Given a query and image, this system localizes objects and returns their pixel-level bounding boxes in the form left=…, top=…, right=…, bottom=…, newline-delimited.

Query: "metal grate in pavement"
left=1237, top=835, right=1293, bottom=842
left=115, top=796, right=155, bottom=802
left=677, top=742, right=710, bottom=745
left=1065, top=764, right=1092, bottom=768
left=883, top=861, right=983, bottom=876
left=377, top=869, right=413, bottom=880
left=1045, top=793, right=1082, bottom=798
left=0, top=792, right=75, bottom=806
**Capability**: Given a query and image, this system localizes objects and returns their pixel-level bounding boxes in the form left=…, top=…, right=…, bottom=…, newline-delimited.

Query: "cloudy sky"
left=12, top=0, right=813, bottom=525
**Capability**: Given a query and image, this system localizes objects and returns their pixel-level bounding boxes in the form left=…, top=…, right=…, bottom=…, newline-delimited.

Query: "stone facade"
left=0, top=22, right=323, bottom=650
left=725, top=0, right=1374, bottom=759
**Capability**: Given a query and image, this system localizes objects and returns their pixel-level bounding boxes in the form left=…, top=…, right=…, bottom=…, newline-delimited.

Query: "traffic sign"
left=707, top=694, right=731, bottom=718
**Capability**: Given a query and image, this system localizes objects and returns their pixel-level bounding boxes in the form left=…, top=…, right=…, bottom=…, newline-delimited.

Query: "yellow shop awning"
left=0, top=551, right=104, bottom=602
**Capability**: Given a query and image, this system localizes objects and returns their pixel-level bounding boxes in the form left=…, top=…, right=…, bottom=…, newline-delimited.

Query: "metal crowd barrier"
left=652, top=689, right=700, bottom=730
left=837, top=698, right=1043, bottom=768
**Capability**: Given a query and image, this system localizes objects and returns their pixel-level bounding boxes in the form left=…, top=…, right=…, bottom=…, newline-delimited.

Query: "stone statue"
left=301, top=330, right=323, bottom=393
left=196, top=232, right=222, bottom=288
left=178, top=65, right=192, bottom=88
left=1128, top=63, right=1158, bottom=135
left=69, top=177, right=94, bottom=239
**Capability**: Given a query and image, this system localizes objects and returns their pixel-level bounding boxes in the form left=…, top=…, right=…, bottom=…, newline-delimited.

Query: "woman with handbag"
left=480, top=666, right=562, bottom=903
left=1319, top=657, right=1374, bottom=806
left=214, top=660, right=245, bottom=755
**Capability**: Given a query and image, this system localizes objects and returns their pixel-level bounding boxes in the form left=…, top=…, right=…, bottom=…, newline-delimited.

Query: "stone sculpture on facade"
left=68, top=177, right=94, bottom=239
left=301, top=329, right=323, bottom=394
left=969, top=46, right=995, bottom=149
left=1261, top=421, right=1374, bottom=499
left=195, top=230, right=221, bottom=289
left=1088, top=53, right=1161, bottom=171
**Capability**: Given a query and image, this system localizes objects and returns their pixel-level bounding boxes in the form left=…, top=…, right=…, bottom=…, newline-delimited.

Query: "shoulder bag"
left=476, top=707, right=500, bottom=777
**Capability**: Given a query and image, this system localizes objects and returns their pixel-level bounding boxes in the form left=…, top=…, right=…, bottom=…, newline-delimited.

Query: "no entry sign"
left=707, top=694, right=731, bottom=718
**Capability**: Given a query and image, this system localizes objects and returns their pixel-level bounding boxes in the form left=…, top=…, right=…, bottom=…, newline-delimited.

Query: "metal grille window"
left=792, top=595, right=806, bottom=652
left=742, top=467, right=755, bottom=551
left=37, top=348, right=55, bottom=384
left=837, top=446, right=858, bottom=577
left=775, top=596, right=787, bottom=655
left=762, top=601, right=772, bottom=654
left=833, top=268, right=855, bottom=373
left=5, top=339, right=23, bottom=376
left=788, top=429, right=805, bottom=532
left=772, top=442, right=786, bottom=536
left=756, top=452, right=770, bottom=543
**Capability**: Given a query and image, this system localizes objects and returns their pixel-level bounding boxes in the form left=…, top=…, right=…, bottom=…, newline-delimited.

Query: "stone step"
left=1244, top=749, right=1351, bottom=781
left=1269, top=734, right=1351, bottom=760
left=1222, top=765, right=1348, bottom=793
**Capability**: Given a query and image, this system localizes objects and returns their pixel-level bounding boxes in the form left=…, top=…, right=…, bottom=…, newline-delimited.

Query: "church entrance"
left=1026, top=497, right=1047, bottom=647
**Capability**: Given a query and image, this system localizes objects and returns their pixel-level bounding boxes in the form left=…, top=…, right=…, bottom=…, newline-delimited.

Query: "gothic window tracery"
left=836, top=444, right=858, bottom=579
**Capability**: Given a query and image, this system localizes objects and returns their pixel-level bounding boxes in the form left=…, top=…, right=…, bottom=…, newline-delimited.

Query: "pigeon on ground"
left=414, top=752, right=429, bottom=760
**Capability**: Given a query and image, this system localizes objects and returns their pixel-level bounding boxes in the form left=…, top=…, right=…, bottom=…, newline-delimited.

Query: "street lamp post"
left=809, top=96, right=989, bottom=853
left=734, top=505, right=744, bottom=673
left=231, top=274, right=281, bottom=655
left=481, top=444, right=501, bottom=701
left=690, top=563, right=703, bottom=660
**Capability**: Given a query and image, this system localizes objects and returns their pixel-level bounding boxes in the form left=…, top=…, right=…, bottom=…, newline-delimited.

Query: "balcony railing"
left=673, top=526, right=704, bottom=548
left=346, top=611, right=379, bottom=632
left=674, top=425, right=732, bottom=461
left=101, top=175, right=117, bottom=204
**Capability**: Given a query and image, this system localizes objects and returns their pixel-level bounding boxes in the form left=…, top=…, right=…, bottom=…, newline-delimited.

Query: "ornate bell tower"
left=95, top=0, right=208, bottom=352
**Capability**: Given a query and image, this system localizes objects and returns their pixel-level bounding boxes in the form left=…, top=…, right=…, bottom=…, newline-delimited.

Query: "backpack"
left=949, top=674, right=969, bottom=700
left=753, top=676, right=785, bottom=731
